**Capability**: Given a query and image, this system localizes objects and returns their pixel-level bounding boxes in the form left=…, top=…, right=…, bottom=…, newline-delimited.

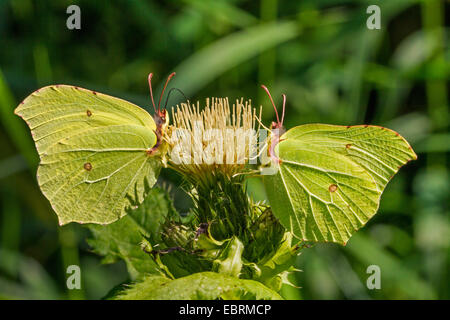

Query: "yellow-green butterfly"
left=15, top=73, right=175, bottom=225
left=260, top=86, right=417, bottom=245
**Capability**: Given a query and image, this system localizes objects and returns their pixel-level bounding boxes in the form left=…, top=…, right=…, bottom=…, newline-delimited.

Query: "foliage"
left=87, top=188, right=176, bottom=280
left=87, top=181, right=300, bottom=297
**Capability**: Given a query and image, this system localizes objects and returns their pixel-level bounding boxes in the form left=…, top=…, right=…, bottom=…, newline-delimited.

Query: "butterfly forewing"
left=16, top=85, right=156, bottom=155
left=282, top=124, right=417, bottom=190
left=15, top=85, right=160, bottom=225
left=264, top=124, right=417, bottom=245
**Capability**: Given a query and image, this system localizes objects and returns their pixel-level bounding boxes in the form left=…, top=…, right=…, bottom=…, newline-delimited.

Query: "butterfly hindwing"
left=264, top=124, right=417, bottom=245
left=15, top=85, right=160, bottom=225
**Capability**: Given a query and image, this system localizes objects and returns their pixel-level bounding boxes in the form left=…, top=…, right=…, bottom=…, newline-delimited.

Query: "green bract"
left=15, top=85, right=162, bottom=225
left=264, top=124, right=417, bottom=245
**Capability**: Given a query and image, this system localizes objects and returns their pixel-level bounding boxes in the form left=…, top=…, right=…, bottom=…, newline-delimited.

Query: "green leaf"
left=87, top=188, right=176, bottom=279
left=256, top=233, right=300, bottom=291
left=264, top=124, right=417, bottom=245
left=15, top=85, right=162, bottom=225
left=114, top=272, right=283, bottom=300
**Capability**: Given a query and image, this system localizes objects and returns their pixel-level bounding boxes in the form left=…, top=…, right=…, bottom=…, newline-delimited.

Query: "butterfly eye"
left=159, top=109, right=166, bottom=122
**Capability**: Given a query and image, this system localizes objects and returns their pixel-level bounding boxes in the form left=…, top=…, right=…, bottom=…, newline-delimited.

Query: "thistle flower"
left=167, top=97, right=260, bottom=185
left=147, top=95, right=298, bottom=280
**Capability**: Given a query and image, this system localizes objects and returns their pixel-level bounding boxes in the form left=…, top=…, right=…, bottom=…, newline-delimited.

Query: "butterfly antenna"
left=158, top=72, right=176, bottom=112
left=164, top=87, right=189, bottom=109
left=281, top=94, right=286, bottom=125
left=148, top=73, right=156, bottom=113
left=261, top=85, right=280, bottom=125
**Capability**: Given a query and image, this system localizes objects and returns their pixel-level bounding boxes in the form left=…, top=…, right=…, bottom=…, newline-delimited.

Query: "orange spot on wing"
left=329, top=184, right=338, bottom=192
left=84, top=162, right=92, bottom=171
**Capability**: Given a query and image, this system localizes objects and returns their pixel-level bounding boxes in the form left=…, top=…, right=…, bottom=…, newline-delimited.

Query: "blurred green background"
left=0, top=0, right=448, bottom=299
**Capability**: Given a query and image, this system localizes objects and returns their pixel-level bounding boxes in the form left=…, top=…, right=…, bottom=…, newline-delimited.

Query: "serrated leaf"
left=264, top=124, right=417, bottom=245
left=87, top=188, right=177, bottom=279
left=256, top=233, right=299, bottom=291
left=258, top=233, right=298, bottom=278
left=114, top=272, right=283, bottom=300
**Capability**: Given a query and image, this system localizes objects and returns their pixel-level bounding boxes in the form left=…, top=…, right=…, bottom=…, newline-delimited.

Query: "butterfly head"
left=154, top=109, right=168, bottom=127
left=146, top=73, right=175, bottom=157
left=148, top=72, right=176, bottom=129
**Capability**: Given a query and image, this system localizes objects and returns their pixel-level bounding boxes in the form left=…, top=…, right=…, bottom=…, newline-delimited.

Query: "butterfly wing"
left=15, top=85, right=160, bottom=225
left=264, top=124, right=417, bottom=245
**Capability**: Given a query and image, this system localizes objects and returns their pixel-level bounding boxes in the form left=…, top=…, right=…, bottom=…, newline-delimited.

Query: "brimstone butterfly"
left=15, top=73, right=174, bottom=225
left=261, top=86, right=417, bottom=245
